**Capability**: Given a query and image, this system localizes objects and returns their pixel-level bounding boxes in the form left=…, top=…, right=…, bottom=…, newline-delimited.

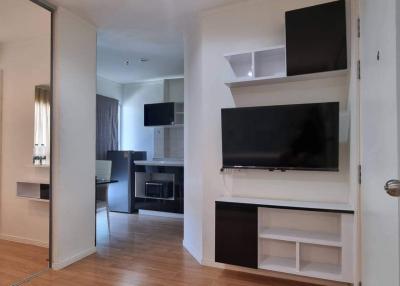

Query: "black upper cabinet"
left=285, top=0, right=347, bottom=76
left=144, top=102, right=175, bottom=126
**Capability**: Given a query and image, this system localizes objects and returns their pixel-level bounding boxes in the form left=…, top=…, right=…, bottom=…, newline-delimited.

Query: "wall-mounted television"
left=221, top=103, right=339, bottom=171
left=285, top=0, right=347, bottom=76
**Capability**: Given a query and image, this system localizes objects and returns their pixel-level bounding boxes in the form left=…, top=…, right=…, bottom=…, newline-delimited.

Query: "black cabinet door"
left=215, top=202, right=258, bottom=269
left=144, top=102, right=175, bottom=126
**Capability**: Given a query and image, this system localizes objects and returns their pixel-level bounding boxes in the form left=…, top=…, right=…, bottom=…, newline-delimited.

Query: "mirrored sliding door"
left=0, top=0, right=52, bottom=284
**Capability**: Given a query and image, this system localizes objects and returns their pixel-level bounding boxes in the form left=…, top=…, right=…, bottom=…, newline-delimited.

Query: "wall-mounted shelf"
left=27, top=164, right=50, bottom=168
left=224, top=45, right=348, bottom=88
left=225, top=69, right=348, bottom=88
left=19, top=197, right=50, bottom=203
left=17, top=181, right=50, bottom=202
left=225, top=46, right=286, bottom=81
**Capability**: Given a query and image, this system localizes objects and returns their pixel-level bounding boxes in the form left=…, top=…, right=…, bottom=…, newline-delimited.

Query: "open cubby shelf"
left=258, top=207, right=353, bottom=282
left=301, top=261, right=341, bottom=276
left=224, top=45, right=348, bottom=88
left=259, top=256, right=296, bottom=272
left=259, top=228, right=341, bottom=247
left=16, top=181, right=50, bottom=202
left=258, top=239, right=343, bottom=280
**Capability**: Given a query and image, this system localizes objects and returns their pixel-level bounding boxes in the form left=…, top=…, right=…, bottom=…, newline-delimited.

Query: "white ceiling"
left=49, top=0, right=243, bottom=83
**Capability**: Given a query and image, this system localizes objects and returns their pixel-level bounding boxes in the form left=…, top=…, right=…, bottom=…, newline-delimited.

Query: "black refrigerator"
left=107, top=151, right=147, bottom=213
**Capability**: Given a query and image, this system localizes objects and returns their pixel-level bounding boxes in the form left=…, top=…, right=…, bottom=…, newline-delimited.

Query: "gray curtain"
left=96, top=95, right=119, bottom=160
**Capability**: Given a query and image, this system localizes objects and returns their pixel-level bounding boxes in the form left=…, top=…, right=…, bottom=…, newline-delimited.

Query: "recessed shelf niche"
left=16, top=181, right=50, bottom=202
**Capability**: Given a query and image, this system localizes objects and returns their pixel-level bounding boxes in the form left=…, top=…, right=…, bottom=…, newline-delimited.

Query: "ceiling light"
left=140, top=58, right=149, bottom=63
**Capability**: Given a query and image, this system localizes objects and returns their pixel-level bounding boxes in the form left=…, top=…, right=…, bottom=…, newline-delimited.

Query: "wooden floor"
left=0, top=240, right=48, bottom=286
left=23, top=213, right=318, bottom=286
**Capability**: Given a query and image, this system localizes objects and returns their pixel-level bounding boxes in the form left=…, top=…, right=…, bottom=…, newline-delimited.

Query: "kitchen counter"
left=134, top=160, right=184, bottom=167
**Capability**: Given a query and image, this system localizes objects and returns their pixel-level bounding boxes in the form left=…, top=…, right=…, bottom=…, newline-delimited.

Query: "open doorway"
left=94, top=24, right=184, bottom=252
left=0, top=0, right=53, bottom=285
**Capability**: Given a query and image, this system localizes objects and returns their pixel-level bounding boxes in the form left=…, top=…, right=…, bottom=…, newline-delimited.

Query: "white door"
left=361, top=0, right=400, bottom=285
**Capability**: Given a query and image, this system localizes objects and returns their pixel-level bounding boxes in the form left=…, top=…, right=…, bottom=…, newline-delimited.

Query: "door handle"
left=384, top=179, right=400, bottom=197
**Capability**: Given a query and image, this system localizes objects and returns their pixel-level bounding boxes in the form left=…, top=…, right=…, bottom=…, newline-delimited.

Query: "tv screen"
left=285, top=0, right=347, bottom=76
left=221, top=103, right=339, bottom=171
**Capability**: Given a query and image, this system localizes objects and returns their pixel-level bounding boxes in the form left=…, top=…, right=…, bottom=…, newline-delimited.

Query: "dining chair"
left=96, top=160, right=112, bottom=234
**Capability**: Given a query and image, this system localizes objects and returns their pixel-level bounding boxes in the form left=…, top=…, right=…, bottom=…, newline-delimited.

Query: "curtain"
left=96, top=95, right=119, bottom=160
left=34, top=85, right=51, bottom=162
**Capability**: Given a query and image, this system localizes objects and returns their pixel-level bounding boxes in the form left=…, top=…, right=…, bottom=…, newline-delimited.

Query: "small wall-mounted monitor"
left=144, top=102, right=175, bottom=126
left=285, top=0, right=347, bottom=76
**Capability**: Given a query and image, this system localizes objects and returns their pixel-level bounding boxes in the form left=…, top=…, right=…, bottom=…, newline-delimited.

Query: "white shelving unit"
left=259, top=228, right=341, bottom=247
left=258, top=207, right=354, bottom=283
left=225, top=46, right=286, bottom=85
left=260, top=256, right=297, bottom=273
left=224, top=51, right=254, bottom=79
left=224, top=45, right=349, bottom=88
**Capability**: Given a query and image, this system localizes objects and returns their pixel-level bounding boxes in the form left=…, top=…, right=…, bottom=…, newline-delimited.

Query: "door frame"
left=359, top=0, right=400, bottom=284
left=29, top=0, right=56, bottom=269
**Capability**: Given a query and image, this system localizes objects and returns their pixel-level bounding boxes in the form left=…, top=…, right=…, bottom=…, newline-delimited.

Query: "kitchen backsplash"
left=153, top=127, right=183, bottom=160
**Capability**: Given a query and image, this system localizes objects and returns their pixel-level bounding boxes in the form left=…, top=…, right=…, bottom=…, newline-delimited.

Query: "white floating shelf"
left=17, top=196, right=49, bottom=203
left=259, top=256, right=297, bottom=273
left=32, top=164, right=50, bottom=168
left=225, top=69, right=348, bottom=88
left=259, top=228, right=341, bottom=247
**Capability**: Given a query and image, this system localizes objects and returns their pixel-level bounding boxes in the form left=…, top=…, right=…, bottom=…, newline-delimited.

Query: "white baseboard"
left=182, top=239, right=202, bottom=264
left=0, top=233, right=49, bottom=248
left=52, top=247, right=96, bottom=270
left=139, top=209, right=184, bottom=219
left=201, top=259, right=347, bottom=286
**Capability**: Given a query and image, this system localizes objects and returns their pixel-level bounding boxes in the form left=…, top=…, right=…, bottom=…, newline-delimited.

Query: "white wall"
left=97, top=75, right=122, bottom=102
left=120, top=78, right=184, bottom=159
left=0, top=9, right=51, bottom=246
left=184, top=0, right=353, bottom=268
left=183, top=15, right=204, bottom=262
left=121, top=80, right=164, bottom=158
left=52, top=7, right=97, bottom=269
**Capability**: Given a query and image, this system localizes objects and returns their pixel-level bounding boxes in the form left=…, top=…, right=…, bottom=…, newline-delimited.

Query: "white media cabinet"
left=215, top=197, right=355, bottom=284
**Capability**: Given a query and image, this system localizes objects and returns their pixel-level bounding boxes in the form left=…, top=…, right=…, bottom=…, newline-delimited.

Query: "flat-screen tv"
left=285, top=0, right=347, bottom=76
left=221, top=103, right=339, bottom=171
